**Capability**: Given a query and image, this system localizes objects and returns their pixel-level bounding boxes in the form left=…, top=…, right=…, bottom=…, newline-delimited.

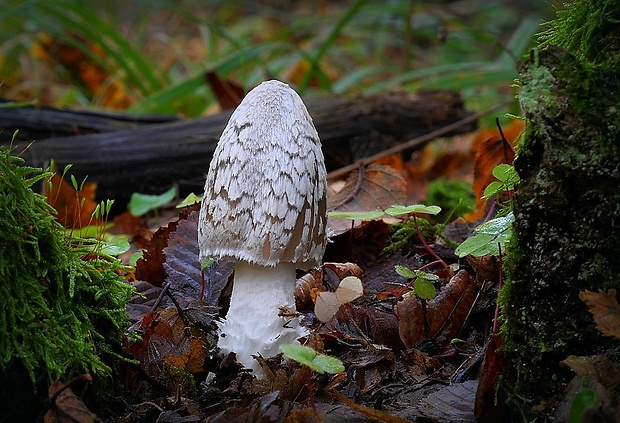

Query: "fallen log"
left=2, top=90, right=476, bottom=208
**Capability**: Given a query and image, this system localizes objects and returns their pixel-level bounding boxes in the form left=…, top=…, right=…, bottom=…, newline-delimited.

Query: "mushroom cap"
left=198, top=80, right=327, bottom=269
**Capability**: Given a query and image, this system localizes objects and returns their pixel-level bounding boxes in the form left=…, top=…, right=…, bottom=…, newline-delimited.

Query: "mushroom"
left=198, top=80, right=327, bottom=376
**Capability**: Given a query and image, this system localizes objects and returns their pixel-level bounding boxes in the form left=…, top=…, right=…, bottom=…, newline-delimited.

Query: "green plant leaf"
left=312, top=354, right=346, bottom=374
left=201, top=257, right=215, bottom=271
left=395, top=265, right=439, bottom=282
left=385, top=204, right=441, bottom=217
left=492, top=163, right=514, bottom=182
left=569, top=388, right=599, bottom=423
left=129, top=186, right=177, bottom=216
left=414, top=278, right=437, bottom=299
left=97, top=235, right=131, bottom=256
left=482, top=180, right=504, bottom=199
left=279, top=344, right=345, bottom=374
left=177, top=192, right=202, bottom=208
left=395, top=264, right=417, bottom=279
left=328, top=209, right=384, bottom=220
left=455, top=213, right=514, bottom=257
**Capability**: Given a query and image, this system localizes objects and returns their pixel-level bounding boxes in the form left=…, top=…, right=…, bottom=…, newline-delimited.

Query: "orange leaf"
left=579, top=289, right=620, bottom=340
left=45, top=173, right=99, bottom=229
left=466, top=120, right=524, bottom=221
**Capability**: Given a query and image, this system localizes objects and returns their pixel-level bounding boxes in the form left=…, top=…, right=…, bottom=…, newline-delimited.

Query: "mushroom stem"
left=217, top=260, right=308, bottom=375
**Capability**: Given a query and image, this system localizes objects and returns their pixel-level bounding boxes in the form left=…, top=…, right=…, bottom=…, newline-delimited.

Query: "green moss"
left=538, top=0, right=620, bottom=64
left=424, top=178, right=475, bottom=223
left=499, top=45, right=620, bottom=418
left=0, top=147, right=134, bottom=386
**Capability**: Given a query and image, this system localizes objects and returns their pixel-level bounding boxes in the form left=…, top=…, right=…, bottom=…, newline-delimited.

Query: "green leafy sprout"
left=482, top=163, right=520, bottom=200
left=394, top=264, right=438, bottom=299
left=279, top=344, right=345, bottom=375
left=456, top=212, right=514, bottom=257
left=129, top=186, right=178, bottom=216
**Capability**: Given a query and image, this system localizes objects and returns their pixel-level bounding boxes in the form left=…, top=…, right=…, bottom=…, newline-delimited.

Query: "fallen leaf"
left=465, top=120, right=524, bottom=221
left=44, top=376, right=100, bottom=423
left=45, top=173, right=99, bottom=229
left=579, top=289, right=620, bottom=340
left=128, top=307, right=212, bottom=389
left=205, top=71, right=244, bottom=110
left=284, top=407, right=326, bottom=423
left=557, top=355, right=620, bottom=423
left=397, top=270, right=479, bottom=349
left=327, top=163, right=407, bottom=235
left=474, top=336, right=506, bottom=422
left=419, top=380, right=477, bottom=422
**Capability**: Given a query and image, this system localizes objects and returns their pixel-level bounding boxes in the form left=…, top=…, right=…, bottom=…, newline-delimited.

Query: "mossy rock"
left=499, top=45, right=620, bottom=417
left=0, top=147, right=134, bottom=419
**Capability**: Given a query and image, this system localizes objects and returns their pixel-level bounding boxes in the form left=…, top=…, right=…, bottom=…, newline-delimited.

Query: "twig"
left=327, top=101, right=511, bottom=181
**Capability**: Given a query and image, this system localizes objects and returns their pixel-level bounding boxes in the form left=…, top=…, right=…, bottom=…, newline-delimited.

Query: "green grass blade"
left=496, top=17, right=541, bottom=67
left=298, top=0, right=368, bottom=92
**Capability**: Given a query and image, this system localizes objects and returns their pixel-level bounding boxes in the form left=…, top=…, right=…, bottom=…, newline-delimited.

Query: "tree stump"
left=499, top=45, right=620, bottom=416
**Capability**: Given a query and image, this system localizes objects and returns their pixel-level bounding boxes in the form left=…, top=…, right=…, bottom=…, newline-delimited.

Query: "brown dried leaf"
left=205, top=71, right=244, bottom=110
left=295, top=268, right=323, bottom=310
left=475, top=336, right=505, bottom=422
left=397, top=270, right=478, bottom=349
left=579, top=289, right=620, bottom=340
left=134, top=216, right=177, bottom=287
left=327, top=163, right=407, bottom=235
left=558, top=355, right=620, bottom=423
left=419, top=380, right=477, bottom=422
left=44, top=376, right=100, bottom=423
left=322, top=262, right=365, bottom=280
left=128, top=307, right=210, bottom=382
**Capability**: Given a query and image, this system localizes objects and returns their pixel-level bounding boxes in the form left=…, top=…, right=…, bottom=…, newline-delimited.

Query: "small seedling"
left=482, top=163, right=520, bottom=200
left=394, top=265, right=438, bottom=300
left=280, top=344, right=345, bottom=410
left=455, top=212, right=514, bottom=257
left=279, top=344, right=345, bottom=375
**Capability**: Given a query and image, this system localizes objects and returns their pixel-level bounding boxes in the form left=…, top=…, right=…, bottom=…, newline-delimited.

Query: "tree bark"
left=1, top=90, right=475, bottom=208
left=500, top=45, right=620, bottom=417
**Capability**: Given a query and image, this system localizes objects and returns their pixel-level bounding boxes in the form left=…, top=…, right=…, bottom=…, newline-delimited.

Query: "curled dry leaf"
left=323, top=262, right=364, bottom=280
left=397, top=270, right=479, bottom=349
left=295, top=268, right=324, bottom=310
left=44, top=376, right=99, bottom=423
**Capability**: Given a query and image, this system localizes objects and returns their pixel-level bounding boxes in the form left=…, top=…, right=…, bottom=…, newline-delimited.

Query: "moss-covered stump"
left=0, top=147, right=134, bottom=420
left=499, top=45, right=620, bottom=416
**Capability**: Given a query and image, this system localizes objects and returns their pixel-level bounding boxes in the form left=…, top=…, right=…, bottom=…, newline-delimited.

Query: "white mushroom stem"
left=216, top=261, right=308, bottom=376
